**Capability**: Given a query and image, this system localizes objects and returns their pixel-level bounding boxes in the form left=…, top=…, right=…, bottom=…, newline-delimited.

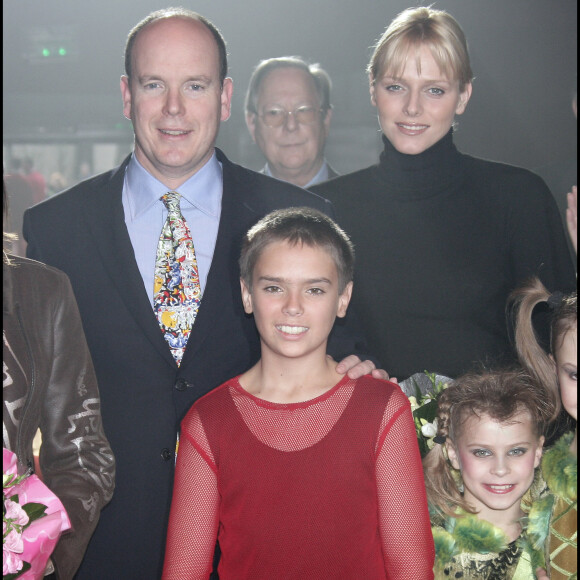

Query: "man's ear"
left=445, top=441, right=461, bottom=470
left=240, top=278, right=253, bottom=314
left=220, top=77, right=234, bottom=122
left=245, top=111, right=258, bottom=143
left=120, top=75, right=132, bottom=120
left=321, top=107, right=333, bottom=137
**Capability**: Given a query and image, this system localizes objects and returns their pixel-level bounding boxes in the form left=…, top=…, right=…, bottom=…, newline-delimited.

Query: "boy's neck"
left=240, top=354, right=344, bottom=404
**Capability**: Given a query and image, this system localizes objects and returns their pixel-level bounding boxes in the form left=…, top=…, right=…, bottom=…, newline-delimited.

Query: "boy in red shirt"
left=163, top=207, right=434, bottom=579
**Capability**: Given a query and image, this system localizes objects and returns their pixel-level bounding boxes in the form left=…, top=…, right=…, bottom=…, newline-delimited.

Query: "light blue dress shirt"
left=122, top=152, right=223, bottom=307
left=264, top=159, right=330, bottom=188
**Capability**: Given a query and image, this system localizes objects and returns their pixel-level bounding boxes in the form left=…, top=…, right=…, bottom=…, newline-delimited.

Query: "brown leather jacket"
left=3, top=254, right=115, bottom=579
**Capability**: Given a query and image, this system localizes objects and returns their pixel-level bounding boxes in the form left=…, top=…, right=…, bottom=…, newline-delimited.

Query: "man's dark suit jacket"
left=23, top=148, right=367, bottom=579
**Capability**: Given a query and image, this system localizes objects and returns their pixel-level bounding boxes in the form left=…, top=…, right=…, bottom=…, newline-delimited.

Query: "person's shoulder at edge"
left=25, top=155, right=131, bottom=215
left=5, top=253, right=71, bottom=281
left=4, top=255, right=74, bottom=314
left=460, top=152, right=553, bottom=195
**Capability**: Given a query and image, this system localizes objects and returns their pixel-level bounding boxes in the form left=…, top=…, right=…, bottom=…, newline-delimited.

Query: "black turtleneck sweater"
left=311, top=131, right=576, bottom=380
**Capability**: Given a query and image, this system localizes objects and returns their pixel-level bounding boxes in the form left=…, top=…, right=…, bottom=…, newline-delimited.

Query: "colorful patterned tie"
left=153, top=191, right=202, bottom=366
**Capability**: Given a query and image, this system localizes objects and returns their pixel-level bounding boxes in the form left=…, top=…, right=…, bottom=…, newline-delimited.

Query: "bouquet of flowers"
left=399, top=371, right=451, bottom=457
left=3, top=448, right=71, bottom=580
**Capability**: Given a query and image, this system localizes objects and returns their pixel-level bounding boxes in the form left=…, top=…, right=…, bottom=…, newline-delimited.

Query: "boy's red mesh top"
left=163, top=375, right=435, bottom=579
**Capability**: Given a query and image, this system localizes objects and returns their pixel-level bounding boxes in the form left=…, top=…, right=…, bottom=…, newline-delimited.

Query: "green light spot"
left=58, top=48, right=67, bottom=56
left=42, top=48, right=51, bottom=57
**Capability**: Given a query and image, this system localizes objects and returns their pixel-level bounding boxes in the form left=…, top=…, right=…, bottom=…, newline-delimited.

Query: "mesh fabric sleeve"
left=376, top=387, right=435, bottom=579
left=162, top=408, right=219, bottom=579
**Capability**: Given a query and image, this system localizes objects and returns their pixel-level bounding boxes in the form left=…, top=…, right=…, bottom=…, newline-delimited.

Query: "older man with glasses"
left=245, top=56, right=339, bottom=187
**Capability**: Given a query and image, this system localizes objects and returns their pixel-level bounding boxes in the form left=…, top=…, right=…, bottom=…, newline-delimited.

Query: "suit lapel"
left=82, top=157, right=178, bottom=368
left=179, top=152, right=261, bottom=369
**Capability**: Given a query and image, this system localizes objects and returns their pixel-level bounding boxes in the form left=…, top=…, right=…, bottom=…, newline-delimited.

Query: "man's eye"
left=386, top=84, right=403, bottom=92
left=264, top=286, right=281, bottom=293
left=307, top=287, right=325, bottom=295
left=428, top=87, right=445, bottom=96
left=264, top=109, right=284, bottom=118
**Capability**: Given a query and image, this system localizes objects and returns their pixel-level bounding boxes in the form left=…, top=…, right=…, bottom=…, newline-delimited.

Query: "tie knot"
left=161, top=191, right=181, bottom=213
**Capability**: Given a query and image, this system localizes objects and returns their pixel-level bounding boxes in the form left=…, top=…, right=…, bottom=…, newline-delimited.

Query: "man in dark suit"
left=245, top=57, right=339, bottom=187
left=24, top=9, right=383, bottom=579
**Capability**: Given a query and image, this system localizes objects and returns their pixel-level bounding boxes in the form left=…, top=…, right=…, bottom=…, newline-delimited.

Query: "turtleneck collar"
left=377, top=128, right=465, bottom=200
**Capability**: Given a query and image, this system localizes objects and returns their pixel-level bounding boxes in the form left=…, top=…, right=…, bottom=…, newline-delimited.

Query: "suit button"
left=161, top=448, right=172, bottom=461
left=174, top=378, right=189, bottom=391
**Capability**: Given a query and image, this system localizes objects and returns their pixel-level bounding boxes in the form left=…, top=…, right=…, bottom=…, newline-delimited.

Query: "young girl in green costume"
left=423, top=369, right=554, bottom=579
left=511, top=278, right=577, bottom=580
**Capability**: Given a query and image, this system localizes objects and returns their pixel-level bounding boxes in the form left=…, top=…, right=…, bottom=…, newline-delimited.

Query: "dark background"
left=3, top=0, right=577, bottom=177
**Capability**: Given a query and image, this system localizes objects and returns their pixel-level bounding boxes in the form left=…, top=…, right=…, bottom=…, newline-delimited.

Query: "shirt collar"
left=305, top=160, right=330, bottom=188
left=263, top=159, right=329, bottom=188
left=124, top=152, right=223, bottom=219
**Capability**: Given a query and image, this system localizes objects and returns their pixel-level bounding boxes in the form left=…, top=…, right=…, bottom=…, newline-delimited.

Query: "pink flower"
left=3, top=448, right=72, bottom=579
left=5, top=497, right=30, bottom=526
left=3, top=529, right=25, bottom=574
left=3, top=547, right=24, bottom=575
left=4, top=528, right=24, bottom=554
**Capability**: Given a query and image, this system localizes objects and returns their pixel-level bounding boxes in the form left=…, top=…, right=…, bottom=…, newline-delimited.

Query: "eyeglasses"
left=259, top=105, right=323, bottom=128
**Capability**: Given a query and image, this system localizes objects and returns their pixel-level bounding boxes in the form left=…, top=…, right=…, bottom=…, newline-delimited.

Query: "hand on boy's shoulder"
left=334, top=355, right=395, bottom=383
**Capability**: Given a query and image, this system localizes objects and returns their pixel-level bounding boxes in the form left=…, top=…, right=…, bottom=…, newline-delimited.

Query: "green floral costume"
left=432, top=474, right=546, bottom=579
left=527, top=432, right=577, bottom=580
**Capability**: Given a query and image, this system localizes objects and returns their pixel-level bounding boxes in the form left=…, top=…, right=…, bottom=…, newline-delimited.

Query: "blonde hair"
left=423, top=369, right=553, bottom=517
left=368, top=6, right=473, bottom=91
left=509, top=277, right=577, bottom=421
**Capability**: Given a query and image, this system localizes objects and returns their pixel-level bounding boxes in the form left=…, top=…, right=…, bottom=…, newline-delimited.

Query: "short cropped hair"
left=239, top=207, right=354, bottom=293
left=124, top=7, right=228, bottom=87
left=368, top=6, right=473, bottom=91
left=245, top=57, right=333, bottom=115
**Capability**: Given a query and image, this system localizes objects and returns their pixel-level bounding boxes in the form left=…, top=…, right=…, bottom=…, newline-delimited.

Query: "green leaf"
left=413, top=398, right=438, bottom=424
left=412, top=377, right=423, bottom=400
left=22, top=502, right=48, bottom=525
